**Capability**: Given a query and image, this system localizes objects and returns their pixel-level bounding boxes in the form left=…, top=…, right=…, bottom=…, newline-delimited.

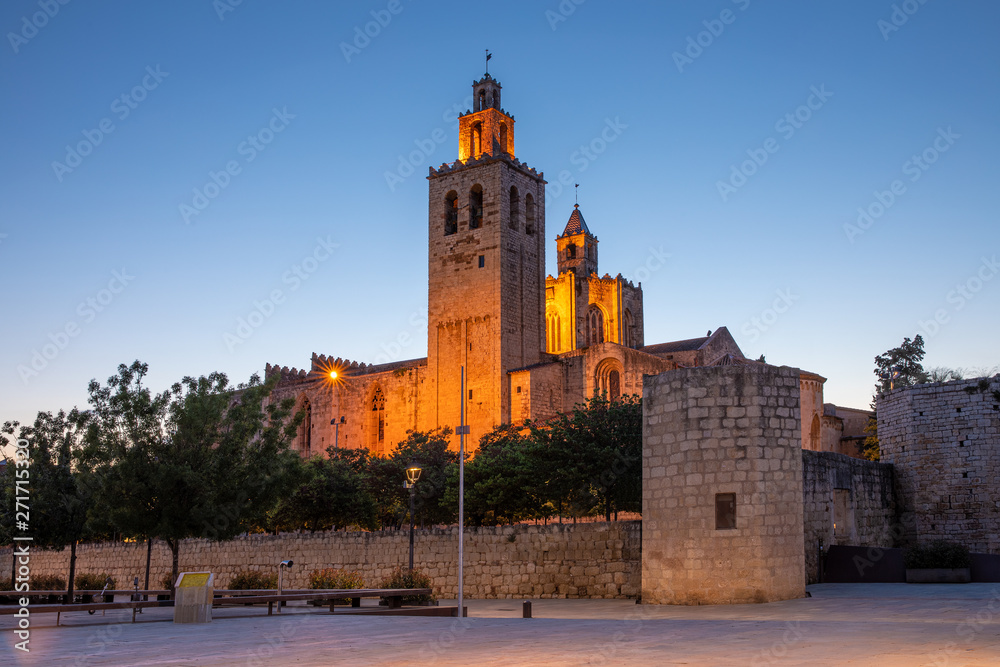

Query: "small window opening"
left=478, top=255, right=485, bottom=268
left=715, top=493, right=736, bottom=530
left=468, top=390, right=473, bottom=400
left=516, top=386, right=522, bottom=394
left=525, top=193, right=535, bottom=235
left=470, top=184, right=483, bottom=229
left=444, top=191, right=458, bottom=236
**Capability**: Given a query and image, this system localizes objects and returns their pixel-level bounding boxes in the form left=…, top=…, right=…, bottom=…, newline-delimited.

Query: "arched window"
left=499, top=122, right=508, bottom=154
left=546, top=313, right=561, bottom=353
left=469, top=184, right=483, bottom=229
left=509, top=186, right=519, bottom=230
left=298, top=397, right=312, bottom=455
left=370, top=387, right=386, bottom=452
left=471, top=121, right=483, bottom=157
left=568, top=244, right=577, bottom=259
left=810, top=414, right=821, bottom=451
left=444, top=191, right=458, bottom=236
left=622, top=309, right=634, bottom=348
left=477, top=89, right=485, bottom=111
left=587, top=306, right=605, bottom=346
left=524, top=193, right=535, bottom=235
left=595, top=358, right=624, bottom=399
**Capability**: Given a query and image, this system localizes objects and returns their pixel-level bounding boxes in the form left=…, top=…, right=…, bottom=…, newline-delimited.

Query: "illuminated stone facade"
left=266, top=72, right=867, bottom=458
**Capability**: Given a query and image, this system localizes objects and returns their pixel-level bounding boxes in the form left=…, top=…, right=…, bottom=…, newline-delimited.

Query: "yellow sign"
left=179, top=573, right=210, bottom=588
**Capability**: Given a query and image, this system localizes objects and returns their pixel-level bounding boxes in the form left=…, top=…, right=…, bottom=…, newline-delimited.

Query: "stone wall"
left=878, top=377, right=1000, bottom=553
left=802, top=450, right=897, bottom=583
left=0, top=522, right=640, bottom=599
left=642, top=364, right=805, bottom=605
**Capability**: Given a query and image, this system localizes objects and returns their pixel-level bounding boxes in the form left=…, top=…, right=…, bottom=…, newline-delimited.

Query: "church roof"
left=642, top=337, right=709, bottom=355
left=561, top=204, right=591, bottom=237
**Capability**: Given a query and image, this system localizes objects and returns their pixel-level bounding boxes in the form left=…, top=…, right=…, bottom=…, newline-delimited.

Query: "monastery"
left=266, top=71, right=867, bottom=456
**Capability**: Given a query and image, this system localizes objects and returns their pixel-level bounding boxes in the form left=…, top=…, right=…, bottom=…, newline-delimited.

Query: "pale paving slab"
left=2, top=584, right=998, bottom=665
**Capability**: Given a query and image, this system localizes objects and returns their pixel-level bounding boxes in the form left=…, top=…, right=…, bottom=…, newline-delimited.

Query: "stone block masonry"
left=642, top=364, right=806, bottom=604
left=802, top=449, right=896, bottom=583
left=0, top=522, right=640, bottom=600
left=878, top=377, right=1000, bottom=554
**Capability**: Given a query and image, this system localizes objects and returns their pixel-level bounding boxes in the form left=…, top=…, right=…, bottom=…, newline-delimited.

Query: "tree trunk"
left=66, top=540, right=78, bottom=604
left=167, top=539, right=180, bottom=599
left=144, top=537, right=152, bottom=601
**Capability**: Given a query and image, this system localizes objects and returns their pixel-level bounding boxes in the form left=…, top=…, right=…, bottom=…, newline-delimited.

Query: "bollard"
left=522, top=600, right=532, bottom=618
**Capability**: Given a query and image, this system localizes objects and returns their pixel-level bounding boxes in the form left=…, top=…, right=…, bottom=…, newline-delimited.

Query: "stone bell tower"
left=425, top=71, right=547, bottom=447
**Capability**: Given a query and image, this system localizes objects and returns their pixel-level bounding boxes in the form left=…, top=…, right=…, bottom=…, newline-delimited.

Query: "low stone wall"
left=802, top=450, right=897, bottom=583
left=0, top=521, right=640, bottom=599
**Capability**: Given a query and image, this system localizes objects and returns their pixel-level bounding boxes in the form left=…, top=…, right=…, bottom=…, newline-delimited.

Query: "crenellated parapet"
left=310, top=352, right=370, bottom=375
left=428, top=153, right=542, bottom=181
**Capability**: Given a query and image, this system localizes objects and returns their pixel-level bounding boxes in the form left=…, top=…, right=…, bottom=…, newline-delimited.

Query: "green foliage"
left=78, top=361, right=302, bottom=591
left=450, top=424, right=544, bottom=526
left=531, top=394, right=643, bottom=521
left=75, top=573, right=115, bottom=590
left=866, top=335, right=929, bottom=460
left=904, top=540, right=971, bottom=569
left=308, top=568, right=365, bottom=590
left=31, top=574, right=66, bottom=590
left=270, top=449, right=376, bottom=532
left=228, top=570, right=278, bottom=590
left=379, top=566, right=434, bottom=603
left=392, top=428, right=459, bottom=526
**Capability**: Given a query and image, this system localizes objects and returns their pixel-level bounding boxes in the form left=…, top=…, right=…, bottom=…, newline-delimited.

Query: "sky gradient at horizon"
left=1, top=1, right=998, bottom=450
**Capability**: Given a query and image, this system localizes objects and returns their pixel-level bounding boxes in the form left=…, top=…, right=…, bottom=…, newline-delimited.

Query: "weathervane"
left=485, top=50, right=492, bottom=75
left=575, top=183, right=579, bottom=206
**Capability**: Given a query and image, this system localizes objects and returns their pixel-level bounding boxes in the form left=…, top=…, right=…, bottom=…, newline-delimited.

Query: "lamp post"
left=277, top=560, right=293, bottom=614
left=404, top=462, right=423, bottom=573
left=330, top=416, right=346, bottom=448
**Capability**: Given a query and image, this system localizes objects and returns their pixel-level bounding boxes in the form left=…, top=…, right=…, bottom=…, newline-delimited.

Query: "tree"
left=1, top=412, right=96, bottom=602
left=390, top=428, right=458, bottom=527
left=864, top=335, right=928, bottom=460
left=530, top=394, right=643, bottom=521
left=80, top=361, right=302, bottom=593
left=451, top=424, right=540, bottom=526
left=271, top=448, right=376, bottom=532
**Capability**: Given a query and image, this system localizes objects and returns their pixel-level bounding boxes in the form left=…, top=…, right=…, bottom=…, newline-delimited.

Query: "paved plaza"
left=3, top=584, right=999, bottom=665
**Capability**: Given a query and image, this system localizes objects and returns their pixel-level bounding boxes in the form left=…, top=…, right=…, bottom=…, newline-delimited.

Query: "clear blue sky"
left=2, top=1, right=998, bottom=447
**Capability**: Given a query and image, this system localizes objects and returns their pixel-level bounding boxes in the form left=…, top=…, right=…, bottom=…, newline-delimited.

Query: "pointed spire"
left=561, top=204, right=591, bottom=237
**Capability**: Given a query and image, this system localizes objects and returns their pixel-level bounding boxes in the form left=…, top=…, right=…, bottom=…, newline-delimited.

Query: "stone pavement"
left=2, top=584, right=999, bottom=665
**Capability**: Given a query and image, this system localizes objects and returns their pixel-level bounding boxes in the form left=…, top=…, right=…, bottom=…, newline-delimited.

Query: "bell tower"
left=424, top=71, right=546, bottom=447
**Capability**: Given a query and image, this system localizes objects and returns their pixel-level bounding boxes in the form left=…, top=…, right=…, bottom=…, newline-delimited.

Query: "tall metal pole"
left=408, top=485, right=416, bottom=573
left=458, top=366, right=465, bottom=617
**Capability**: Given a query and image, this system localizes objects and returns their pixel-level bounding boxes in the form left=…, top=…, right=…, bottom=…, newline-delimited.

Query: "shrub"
left=76, top=573, right=116, bottom=591
left=379, top=566, right=435, bottom=604
left=229, top=570, right=278, bottom=590
left=160, top=573, right=176, bottom=589
left=308, top=568, right=365, bottom=590
left=904, top=540, right=971, bottom=569
left=31, top=574, right=66, bottom=591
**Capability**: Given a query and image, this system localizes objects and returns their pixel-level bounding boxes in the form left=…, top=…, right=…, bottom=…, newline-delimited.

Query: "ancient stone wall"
left=642, top=364, right=805, bottom=604
left=801, top=450, right=896, bottom=583
left=878, top=377, right=1000, bottom=553
left=0, top=522, right=640, bottom=599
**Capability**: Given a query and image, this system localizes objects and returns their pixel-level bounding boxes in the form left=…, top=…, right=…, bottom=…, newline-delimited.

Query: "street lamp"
left=404, top=462, right=423, bottom=573
left=277, top=560, right=293, bottom=613
left=330, top=416, right=346, bottom=448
